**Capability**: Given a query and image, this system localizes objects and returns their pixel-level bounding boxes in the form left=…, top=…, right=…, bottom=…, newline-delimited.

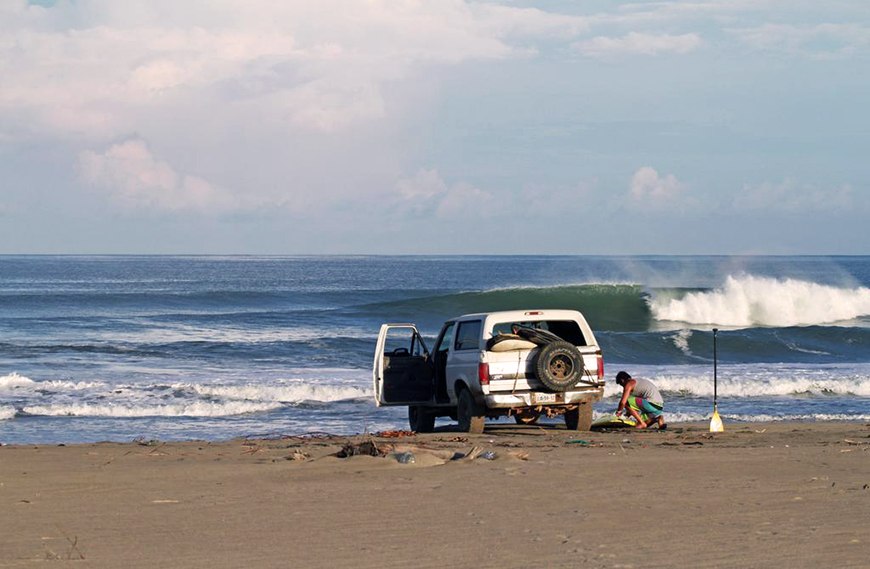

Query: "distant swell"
left=650, top=274, right=870, bottom=327
left=358, top=284, right=652, bottom=332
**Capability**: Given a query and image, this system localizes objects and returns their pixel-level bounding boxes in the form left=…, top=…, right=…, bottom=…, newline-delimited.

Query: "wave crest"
left=22, top=400, right=282, bottom=418
left=187, top=383, right=369, bottom=403
left=650, top=275, right=870, bottom=327
left=0, top=373, right=35, bottom=391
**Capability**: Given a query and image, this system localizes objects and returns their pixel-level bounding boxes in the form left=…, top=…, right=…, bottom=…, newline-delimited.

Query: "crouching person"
left=615, top=371, right=666, bottom=430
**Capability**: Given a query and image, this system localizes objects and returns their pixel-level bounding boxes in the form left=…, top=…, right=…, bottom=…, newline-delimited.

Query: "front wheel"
left=409, top=406, right=436, bottom=433
left=564, top=402, right=593, bottom=431
left=457, top=389, right=485, bottom=434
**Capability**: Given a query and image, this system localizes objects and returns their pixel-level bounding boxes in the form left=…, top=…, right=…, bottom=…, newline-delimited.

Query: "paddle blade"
left=709, top=407, right=724, bottom=433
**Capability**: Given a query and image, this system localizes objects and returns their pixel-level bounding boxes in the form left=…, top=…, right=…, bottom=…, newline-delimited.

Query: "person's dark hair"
left=615, top=371, right=631, bottom=383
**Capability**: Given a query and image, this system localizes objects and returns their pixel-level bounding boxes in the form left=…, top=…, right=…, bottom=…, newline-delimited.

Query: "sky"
left=1, top=0, right=868, bottom=255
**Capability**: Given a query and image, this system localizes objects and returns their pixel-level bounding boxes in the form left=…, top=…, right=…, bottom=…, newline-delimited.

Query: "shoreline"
left=2, top=421, right=869, bottom=568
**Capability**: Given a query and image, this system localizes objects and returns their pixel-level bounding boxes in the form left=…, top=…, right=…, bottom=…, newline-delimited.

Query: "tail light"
left=597, top=354, right=604, bottom=380
left=478, top=363, right=490, bottom=385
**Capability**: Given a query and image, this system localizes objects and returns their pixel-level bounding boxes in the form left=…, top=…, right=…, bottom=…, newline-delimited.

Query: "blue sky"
left=1, top=0, right=868, bottom=254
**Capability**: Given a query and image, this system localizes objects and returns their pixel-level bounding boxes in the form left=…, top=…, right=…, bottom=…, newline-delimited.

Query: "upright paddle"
left=710, top=328, right=724, bottom=432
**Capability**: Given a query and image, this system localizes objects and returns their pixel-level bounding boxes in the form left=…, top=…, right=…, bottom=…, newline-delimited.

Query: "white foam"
left=721, top=412, right=870, bottom=422
left=650, top=274, right=870, bottom=327
left=0, top=373, right=35, bottom=391
left=672, top=329, right=693, bottom=356
left=0, top=406, right=16, bottom=420
left=603, top=370, right=870, bottom=397
left=591, top=410, right=870, bottom=423
left=0, top=373, right=106, bottom=393
left=187, top=383, right=370, bottom=403
left=22, top=400, right=282, bottom=418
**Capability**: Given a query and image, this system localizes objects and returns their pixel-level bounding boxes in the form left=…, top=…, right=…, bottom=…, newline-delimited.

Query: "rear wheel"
left=408, top=405, right=436, bottom=433
left=564, top=402, right=593, bottom=431
left=457, top=389, right=485, bottom=434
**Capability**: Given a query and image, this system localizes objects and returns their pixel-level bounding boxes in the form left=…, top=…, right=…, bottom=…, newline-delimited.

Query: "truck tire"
left=457, top=389, right=485, bottom=434
left=535, top=341, right=584, bottom=391
left=565, top=402, right=593, bottom=431
left=408, top=405, right=436, bottom=433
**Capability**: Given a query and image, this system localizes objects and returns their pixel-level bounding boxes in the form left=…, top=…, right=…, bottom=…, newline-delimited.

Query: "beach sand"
left=2, top=421, right=869, bottom=568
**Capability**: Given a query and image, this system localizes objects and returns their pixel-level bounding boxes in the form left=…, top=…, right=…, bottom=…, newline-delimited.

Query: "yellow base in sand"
left=590, top=414, right=638, bottom=429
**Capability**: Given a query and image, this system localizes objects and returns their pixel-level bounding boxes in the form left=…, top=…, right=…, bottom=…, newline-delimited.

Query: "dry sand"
left=2, top=421, right=869, bottom=568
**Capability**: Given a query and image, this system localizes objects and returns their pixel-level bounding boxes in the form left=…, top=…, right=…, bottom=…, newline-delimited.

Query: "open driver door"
left=373, top=324, right=434, bottom=405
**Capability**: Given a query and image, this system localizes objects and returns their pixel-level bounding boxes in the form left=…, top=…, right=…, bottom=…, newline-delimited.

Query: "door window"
left=383, top=326, right=425, bottom=357
left=435, top=322, right=455, bottom=353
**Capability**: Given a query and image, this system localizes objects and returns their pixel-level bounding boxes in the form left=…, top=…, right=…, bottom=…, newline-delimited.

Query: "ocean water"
left=1, top=255, right=869, bottom=444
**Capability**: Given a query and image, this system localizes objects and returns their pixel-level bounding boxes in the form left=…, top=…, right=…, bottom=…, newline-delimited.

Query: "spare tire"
left=534, top=341, right=584, bottom=391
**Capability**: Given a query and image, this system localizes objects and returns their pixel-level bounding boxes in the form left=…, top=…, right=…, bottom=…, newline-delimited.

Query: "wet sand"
left=2, top=421, right=869, bottom=568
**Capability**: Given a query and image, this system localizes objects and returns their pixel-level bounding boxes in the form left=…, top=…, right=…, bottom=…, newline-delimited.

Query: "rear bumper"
left=483, top=387, right=604, bottom=410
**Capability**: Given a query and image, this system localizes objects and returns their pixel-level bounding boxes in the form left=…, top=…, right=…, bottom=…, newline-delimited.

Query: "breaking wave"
left=1, top=373, right=372, bottom=421
left=187, top=383, right=369, bottom=403
left=359, top=276, right=870, bottom=333
left=0, top=373, right=37, bottom=391
left=650, top=274, right=870, bottom=327
left=22, top=401, right=283, bottom=418
left=601, top=370, right=870, bottom=398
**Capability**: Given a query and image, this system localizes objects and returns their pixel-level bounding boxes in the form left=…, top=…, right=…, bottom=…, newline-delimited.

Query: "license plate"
left=532, top=392, right=556, bottom=404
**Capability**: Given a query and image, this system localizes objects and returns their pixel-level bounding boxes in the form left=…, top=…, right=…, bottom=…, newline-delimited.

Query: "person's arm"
left=615, top=379, right=636, bottom=416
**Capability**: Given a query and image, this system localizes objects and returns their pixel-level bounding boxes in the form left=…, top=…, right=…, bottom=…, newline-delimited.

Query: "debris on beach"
left=390, top=451, right=416, bottom=464
left=334, top=440, right=389, bottom=458
left=284, top=451, right=309, bottom=461
left=375, top=430, right=416, bottom=438
left=459, top=447, right=498, bottom=461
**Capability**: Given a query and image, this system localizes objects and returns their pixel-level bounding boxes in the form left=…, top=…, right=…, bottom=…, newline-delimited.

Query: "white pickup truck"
left=373, top=309, right=605, bottom=433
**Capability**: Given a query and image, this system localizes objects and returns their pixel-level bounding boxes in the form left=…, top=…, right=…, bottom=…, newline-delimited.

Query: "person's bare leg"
left=627, top=408, right=647, bottom=428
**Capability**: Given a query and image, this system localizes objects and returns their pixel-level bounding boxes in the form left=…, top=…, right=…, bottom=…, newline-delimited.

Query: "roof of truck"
left=454, top=309, right=586, bottom=321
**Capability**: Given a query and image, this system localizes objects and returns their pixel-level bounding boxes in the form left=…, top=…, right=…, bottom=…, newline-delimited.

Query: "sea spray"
left=650, top=274, right=870, bottom=327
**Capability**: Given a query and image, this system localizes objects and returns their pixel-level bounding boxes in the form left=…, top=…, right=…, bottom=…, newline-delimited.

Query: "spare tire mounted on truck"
left=515, top=327, right=585, bottom=392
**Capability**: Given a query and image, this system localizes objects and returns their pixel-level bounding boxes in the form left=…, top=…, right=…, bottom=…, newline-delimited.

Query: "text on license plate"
left=532, top=392, right=557, bottom=404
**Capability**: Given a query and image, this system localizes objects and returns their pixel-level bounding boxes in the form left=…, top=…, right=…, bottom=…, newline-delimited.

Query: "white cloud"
left=79, top=139, right=237, bottom=213
left=630, top=167, right=685, bottom=202
left=573, top=32, right=702, bottom=58
left=395, top=169, right=494, bottom=218
left=0, top=1, right=590, bottom=139
left=733, top=179, right=861, bottom=213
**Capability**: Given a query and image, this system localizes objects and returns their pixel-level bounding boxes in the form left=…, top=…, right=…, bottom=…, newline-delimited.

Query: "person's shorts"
left=627, top=396, right=663, bottom=419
